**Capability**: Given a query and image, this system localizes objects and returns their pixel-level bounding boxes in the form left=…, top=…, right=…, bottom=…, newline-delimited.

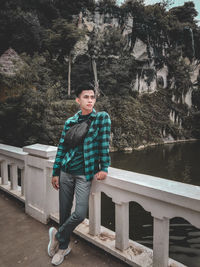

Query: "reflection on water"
left=101, top=141, right=200, bottom=267
left=110, top=141, right=200, bottom=186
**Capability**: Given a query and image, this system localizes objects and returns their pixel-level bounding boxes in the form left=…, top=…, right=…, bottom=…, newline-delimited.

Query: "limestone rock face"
left=72, top=35, right=90, bottom=62
left=76, top=10, right=120, bottom=32
left=0, top=48, right=24, bottom=76
left=74, top=10, right=200, bottom=102
left=157, top=65, right=168, bottom=89
left=189, top=60, right=200, bottom=90
left=132, top=38, right=148, bottom=61
left=133, top=69, right=156, bottom=94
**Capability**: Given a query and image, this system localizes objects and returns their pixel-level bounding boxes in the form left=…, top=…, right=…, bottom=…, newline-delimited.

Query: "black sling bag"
left=63, top=117, right=93, bottom=150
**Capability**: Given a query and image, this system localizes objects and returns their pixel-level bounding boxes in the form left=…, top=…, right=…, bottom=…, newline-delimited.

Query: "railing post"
left=10, top=163, right=18, bottom=190
left=153, top=217, right=169, bottom=267
left=23, top=144, right=57, bottom=224
left=115, top=202, right=129, bottom=251
left=1, top=160, right=8, bottom=185
left=89, top=192, right=101, bottom=235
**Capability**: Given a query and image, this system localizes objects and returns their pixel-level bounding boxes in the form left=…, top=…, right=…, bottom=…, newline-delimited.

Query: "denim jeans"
left=55, top=171, right=92, bottom=249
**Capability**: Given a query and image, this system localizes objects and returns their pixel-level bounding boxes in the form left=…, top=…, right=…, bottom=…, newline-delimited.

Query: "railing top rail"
left=104, top=167, right=200, bottom=210
left=0, top=143, right=26, bottom=154
left=108, top=167, right=200, bottom=199
left=0, top=143, right=28, bottom=160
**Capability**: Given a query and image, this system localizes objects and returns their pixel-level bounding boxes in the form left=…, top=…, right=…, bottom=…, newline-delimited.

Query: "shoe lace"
left=58, top=248, right=68, bottom=255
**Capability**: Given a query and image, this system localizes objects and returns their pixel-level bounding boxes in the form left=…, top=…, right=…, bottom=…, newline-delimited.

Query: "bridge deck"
left=0, top=190, right=128, bottom=267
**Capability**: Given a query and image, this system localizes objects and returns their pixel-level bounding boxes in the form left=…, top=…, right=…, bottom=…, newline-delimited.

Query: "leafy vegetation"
left=0, top=0, right=200, bottom=149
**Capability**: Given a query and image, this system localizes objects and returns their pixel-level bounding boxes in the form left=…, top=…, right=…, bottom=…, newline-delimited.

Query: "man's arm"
left=52, top=121, right=68, bottom=185
left=95, top=112, right=111, bottom=180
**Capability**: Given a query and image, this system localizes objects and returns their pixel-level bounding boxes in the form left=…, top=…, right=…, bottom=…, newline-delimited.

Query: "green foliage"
left=143, top=3, right=169, bottom=38
left=96, top=91, right=173, bottom=149
left=97, top=0, right=120, bottom=14
left=71, top=55, right=93, bottom=94
left=16, top=53, right=55, bottom=92
left=169, top=1, right=198, bottom=25
left=55, top=0, right=95, bottom=19
left=192, top=87, right=200, bottom=110
left=0, top=89, right=45, bottom=146
left=43, top=19, right=84, bottom=62
left=0, top=0, right=200, bottom=149
left=167, top=49, right=192, bottom=98
left=184, top=111, right=200, bottom=138
left=0, top=6, right=42, bottom=55
left=88, top=27, right=127, bottom=58
left=97, top=56, right=135, bottom=95
left=121, top=0, right=144, bottom=15
left=194, top=28, right=200, bottom=60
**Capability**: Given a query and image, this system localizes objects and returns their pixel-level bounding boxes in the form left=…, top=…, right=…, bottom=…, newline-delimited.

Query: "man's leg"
left=55, top=171, right=75, bottom=249
left=59, top=171, right=75, bottom=227
left=48, top=171, right=75, bottom=258
left=55, top=174, right=91, bottom=249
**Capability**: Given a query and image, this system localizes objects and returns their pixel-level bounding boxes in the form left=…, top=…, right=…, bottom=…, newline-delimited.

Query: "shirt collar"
left=70, top=108, right=96, bottom=123
left=77, top=108, right=96, bottom=118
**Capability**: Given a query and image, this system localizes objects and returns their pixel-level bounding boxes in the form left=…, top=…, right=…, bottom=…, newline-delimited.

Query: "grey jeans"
left=55, top=171, right=92, bottom=249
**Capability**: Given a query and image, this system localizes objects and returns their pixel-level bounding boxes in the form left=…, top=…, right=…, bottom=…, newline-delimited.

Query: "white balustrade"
left=0, top=144, right=28, bottom=201
left=84, top=167, right=200, bottom=266
left=0, top=142, right=200, bottom=267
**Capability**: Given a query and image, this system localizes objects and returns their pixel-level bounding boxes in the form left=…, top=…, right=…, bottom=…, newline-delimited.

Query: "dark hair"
left=75, top=82, right=95, bottom=97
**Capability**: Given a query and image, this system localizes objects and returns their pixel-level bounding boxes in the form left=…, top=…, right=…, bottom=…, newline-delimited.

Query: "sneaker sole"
left=51, top=247, right=71, bottom=266
left=48, top=227, right=56, bottom=257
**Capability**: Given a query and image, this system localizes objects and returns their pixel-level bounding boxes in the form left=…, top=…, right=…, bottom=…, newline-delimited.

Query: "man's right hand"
left=51, top=176, right=59, bottom=190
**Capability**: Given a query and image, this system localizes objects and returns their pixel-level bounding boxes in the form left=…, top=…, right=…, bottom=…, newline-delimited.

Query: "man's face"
left=76, top=90, right=96, bottom=114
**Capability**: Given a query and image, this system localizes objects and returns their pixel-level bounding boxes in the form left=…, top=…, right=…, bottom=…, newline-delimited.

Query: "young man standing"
left=48, top=83, right=111, bottom=266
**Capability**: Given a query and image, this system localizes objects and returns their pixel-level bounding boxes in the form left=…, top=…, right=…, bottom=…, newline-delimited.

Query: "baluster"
left=21, top=168, right=25, bottom=196
left=115, top=202, right=129, bottom=250
left=10, top=163, right=18, bottom=190
left=89, top=192, right=101, bottom=235
left=153, top=217, right=169, bottom=267
left=1, top=160, right=8, bottom=185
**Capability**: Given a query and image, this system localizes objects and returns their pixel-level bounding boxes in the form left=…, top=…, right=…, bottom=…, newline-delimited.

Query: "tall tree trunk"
left=68, top=52, right=72, bottom=96
left=92, top=57, right=99, bottom=96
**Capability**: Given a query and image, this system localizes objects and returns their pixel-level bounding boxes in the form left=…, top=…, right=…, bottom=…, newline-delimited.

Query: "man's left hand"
left=95, top=171, right=107, bottom=180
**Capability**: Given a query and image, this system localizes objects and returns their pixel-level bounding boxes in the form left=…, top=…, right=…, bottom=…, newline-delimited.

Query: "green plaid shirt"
left=52, top=108, right=111, bottom=181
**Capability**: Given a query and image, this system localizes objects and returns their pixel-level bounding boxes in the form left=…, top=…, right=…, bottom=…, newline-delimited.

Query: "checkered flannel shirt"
left=52, top=108, right=111, bottom=181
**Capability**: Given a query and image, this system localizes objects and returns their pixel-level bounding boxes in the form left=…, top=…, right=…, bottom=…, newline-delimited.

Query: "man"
left=48, top=82, right=111, bottom=266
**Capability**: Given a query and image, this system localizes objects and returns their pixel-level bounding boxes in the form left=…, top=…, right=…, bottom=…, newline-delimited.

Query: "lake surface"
left=101, top=141, right=200, bottom=267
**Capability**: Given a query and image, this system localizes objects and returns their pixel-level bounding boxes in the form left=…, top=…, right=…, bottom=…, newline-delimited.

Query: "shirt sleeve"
left=98, top=112, right=111, bottom=173
left=52, top=121, right=68, bottom=177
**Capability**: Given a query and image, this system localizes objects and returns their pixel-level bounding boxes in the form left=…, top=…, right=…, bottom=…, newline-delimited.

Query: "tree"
left=97, top=0, right=117, bottom=7
left=54, top=0, right=95, bottom=19
left=88, top=27, right=127, bottom=95
left=0, top=7, right=42, bottom=55
left=169, top=1, right=198, bottom=25
left=43, top=19, right=84, bottom=96
left=121, top=0, right=145, bottom=50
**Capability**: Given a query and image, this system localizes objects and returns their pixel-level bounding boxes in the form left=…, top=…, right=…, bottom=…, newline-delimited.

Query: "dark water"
left=101, top=141, right=200, bottom=267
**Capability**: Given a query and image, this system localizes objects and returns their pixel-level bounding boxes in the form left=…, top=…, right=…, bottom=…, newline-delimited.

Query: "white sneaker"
left=48, top=227, right=59, bottom=257
left=51, top=247, right=71, bottom=266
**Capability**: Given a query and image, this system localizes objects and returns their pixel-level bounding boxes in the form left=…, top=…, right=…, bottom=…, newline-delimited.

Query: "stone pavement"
left=0, top=190, right=129, bottom=267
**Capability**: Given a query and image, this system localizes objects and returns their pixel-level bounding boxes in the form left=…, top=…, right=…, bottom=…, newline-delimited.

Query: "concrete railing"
left=0, top=143, right=200, bottom=267
left=0, top=144, right=28, bottom=201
